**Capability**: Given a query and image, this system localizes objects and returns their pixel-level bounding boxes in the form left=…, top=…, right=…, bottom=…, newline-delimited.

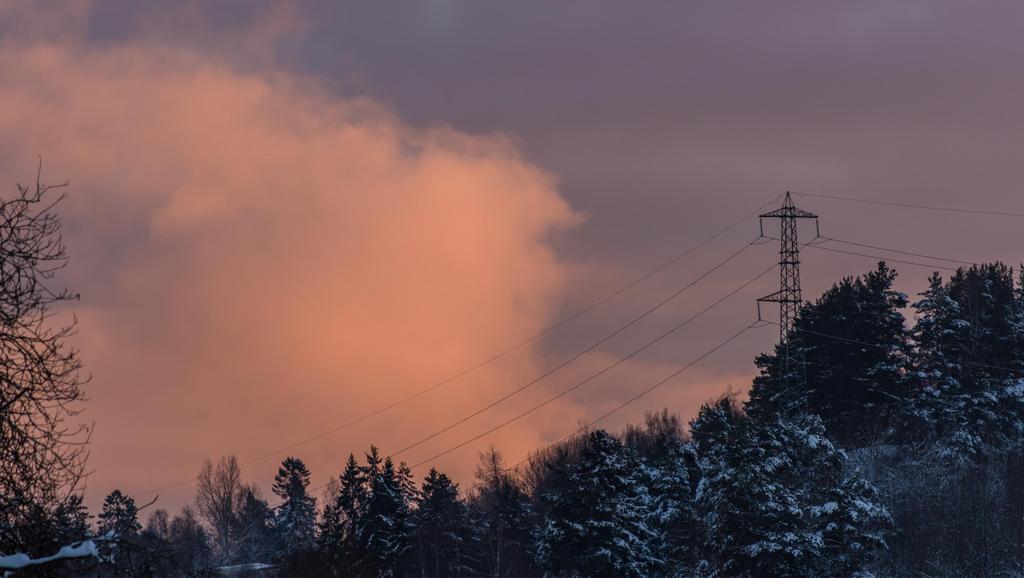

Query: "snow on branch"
left=0, top=533, right=115, bottom=574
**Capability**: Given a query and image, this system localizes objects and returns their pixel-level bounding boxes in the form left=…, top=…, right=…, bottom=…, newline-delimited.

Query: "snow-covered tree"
left=356, top=454, right=410, bottom=576
left=692, top=399, right=889, bottom=577
left=622, top=409, right=700, bottom=575
left=535, top=430, right=661, bottom=577
left=908, top=272, right=972, bottom=447
left=272, top=456, right=316, bottom=556
left=909, top=264, right=1024, bottom=457
left=645, top=435, right=700, bottom=575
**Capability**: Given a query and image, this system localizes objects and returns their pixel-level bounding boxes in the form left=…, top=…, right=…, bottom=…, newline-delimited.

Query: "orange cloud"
left=0, top=42, right=582, bottom=510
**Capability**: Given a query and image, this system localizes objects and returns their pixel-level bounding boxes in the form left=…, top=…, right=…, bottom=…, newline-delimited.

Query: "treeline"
left=5, top=205, right=1024, bottom=577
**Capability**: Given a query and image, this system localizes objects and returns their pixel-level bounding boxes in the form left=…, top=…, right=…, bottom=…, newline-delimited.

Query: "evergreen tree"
left=692, top=400, right=889, bottom=577
left=624, top=409, right=701, bottom=575
left=645, top=434, right=700, bottom=576
left=318, top=453, right=368, bottom=575
left=234, top=486, right=277, bottom=564
left=910, top=263, right=1024, bottom=456
left=908, top=272, right=971, bottom=444
left=54, top=494, right=92, bottom=544
left=168, top=507, right=215, bottom=576
left=350, top=448, right=410, bottom=577
left=748, top=262, right=910, bottom=446
left=97, top=489, right=141, bottom=537
left=273, top=456, right=317, bottom=556
left=412, top=468, right=475, bottom=577
left=535, top=430, right=660, bottom=577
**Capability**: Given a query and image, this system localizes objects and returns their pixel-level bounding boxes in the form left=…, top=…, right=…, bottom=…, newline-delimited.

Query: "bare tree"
left=0, top=163, right=87, bottom=553
left=195, top=455, right=246, bottom=563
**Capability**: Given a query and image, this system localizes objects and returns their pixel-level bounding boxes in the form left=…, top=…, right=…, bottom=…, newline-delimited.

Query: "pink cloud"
left=0, top=41, right=581, bottom=510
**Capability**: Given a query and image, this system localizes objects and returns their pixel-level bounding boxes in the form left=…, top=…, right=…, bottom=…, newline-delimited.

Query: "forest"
left=3, top=182, right=1024, bottom=578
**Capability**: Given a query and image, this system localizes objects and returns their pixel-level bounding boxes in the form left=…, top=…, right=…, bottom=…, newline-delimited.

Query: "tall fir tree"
left=356, top=451, right=410, bottom=577
left=272, top=456, right=317, bottom=557
left=412, top=468, right=475, bottom=577
left=318, top=453, right=368, bottom=576
left=535, top=430, right=661, bottom=577
left=748, top=262, right=910, bottom=446
left=908, top=272, right=971, bottom=444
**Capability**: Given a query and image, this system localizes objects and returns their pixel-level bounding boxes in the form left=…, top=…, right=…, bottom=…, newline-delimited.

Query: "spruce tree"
left=645, top=435, right=700, bottom=576
left=944, top=263, right=1024, bottom=454
left=909, top=272, right=969, bottom=444
left=692, top=400, right=889, bottom=577
left=273, top=456, right=317, bottom=556
left=910, top=263, right=1024, bottom=456
left=319, top=453, right=368, bottom=574
left=535, top=430, right=660, bottom=577
left=356, top=452, right=410, bottom=577
left=412, top=468, right=474, bottom=577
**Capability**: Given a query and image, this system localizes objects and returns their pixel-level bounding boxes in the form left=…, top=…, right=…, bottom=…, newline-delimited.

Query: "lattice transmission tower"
left=757, top=192, right=818, bottom=380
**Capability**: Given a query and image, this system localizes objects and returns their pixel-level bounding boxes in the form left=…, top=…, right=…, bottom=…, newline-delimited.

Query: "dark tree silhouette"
left=0, top=166, right=88, bottom=557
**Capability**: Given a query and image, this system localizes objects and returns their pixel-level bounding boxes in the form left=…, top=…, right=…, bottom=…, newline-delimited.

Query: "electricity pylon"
left=757, top=192, right=818, bottom=385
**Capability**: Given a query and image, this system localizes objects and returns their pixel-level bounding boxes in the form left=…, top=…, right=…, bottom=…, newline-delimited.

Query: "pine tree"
left=535, top=430, right=661, bottom=577
left=273, top=456, right=317, bottom=556
left=97, top=489, right=141, bottom=537
left=412, top=468, right=475, bottom=577
left=748, top=262, right=910, bottom=446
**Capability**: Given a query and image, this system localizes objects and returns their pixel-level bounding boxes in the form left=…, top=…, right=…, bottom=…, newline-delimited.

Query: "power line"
left=117, top=194, right=784, bottom=503
left=819, top=236, right=976, bottom=266
left=391, top=239, right=765, bottom=458
left=507, top=320, right=769, bottom=472
left=407, top=263, right=777, bottom=469
left=791, top=190, right=1024, bottom=218
left=764, top=320, right=1024, bottom=376
left=803, top=243, right=959, bottom=271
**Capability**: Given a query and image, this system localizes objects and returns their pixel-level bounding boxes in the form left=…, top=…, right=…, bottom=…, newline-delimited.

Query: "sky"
left=2, top=1, right=1024, bottom=515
